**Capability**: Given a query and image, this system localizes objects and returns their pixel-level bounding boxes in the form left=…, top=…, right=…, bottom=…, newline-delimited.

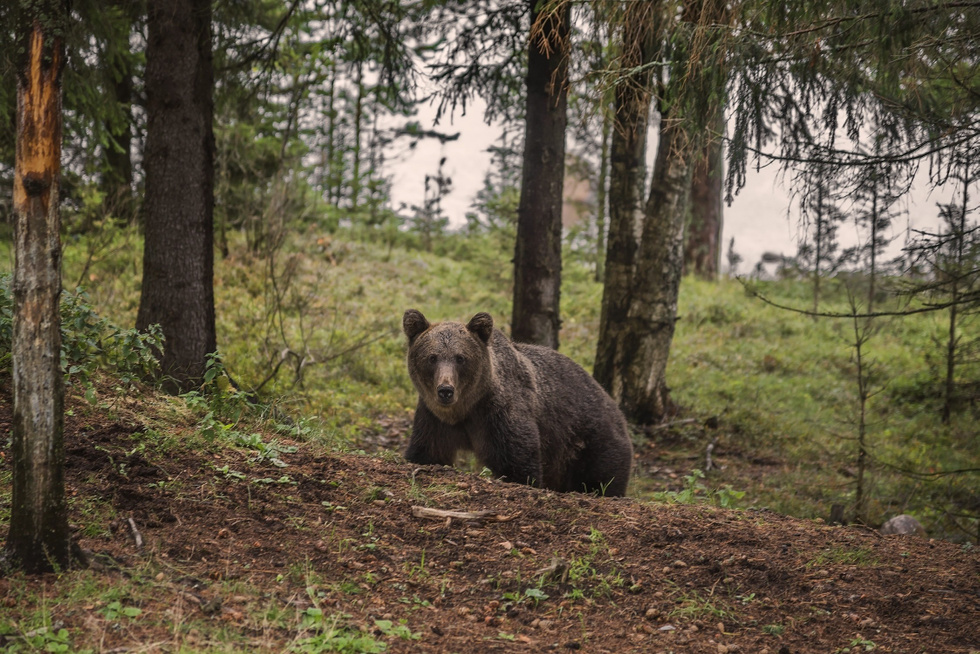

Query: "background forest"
left=0, top=0, right=978, bottom=569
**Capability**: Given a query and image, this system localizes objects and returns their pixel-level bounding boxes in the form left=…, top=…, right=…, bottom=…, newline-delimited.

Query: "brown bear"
left=402, top=309, right=633, bottom=496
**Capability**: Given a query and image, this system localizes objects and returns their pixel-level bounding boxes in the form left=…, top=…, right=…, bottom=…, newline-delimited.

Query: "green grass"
left=808, top=546, right=879, bottom=569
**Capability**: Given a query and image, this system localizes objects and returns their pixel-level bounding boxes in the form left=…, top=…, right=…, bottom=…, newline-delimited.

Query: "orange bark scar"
left=14, top=24, right=62, bottom=211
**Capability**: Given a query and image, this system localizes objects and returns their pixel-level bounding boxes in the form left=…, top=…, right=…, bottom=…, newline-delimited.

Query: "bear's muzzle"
left=437, top=384, right=455, bottom=404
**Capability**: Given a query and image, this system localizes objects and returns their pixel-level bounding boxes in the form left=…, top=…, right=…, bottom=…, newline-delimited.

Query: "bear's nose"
left=437, top=385, right=455, bottom=403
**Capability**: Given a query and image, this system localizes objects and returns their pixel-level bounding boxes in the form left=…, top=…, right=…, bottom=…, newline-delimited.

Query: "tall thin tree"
left=137, top=0, right=217, bottom=393
left=99, top=0, right=139, bottom=222
left=595, top=0, right=729, bottom=423
left=684, top=102, right=725, bottom=279
left=6, top=0, right=71, bottom=573
left=512, top=0, right=570, bottom=348
left=594, top=0, right=657, bottom=398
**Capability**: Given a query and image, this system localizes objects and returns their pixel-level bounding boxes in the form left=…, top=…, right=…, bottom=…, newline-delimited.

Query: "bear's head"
left=403, top=309, right=494, bottom=425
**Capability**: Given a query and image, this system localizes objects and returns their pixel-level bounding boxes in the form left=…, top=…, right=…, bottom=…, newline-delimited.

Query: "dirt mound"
left=1, top=387, right=978, bottom=653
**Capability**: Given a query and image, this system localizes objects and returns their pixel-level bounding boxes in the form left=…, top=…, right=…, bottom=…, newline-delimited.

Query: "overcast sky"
left=387, top=101, right=949, bottom=274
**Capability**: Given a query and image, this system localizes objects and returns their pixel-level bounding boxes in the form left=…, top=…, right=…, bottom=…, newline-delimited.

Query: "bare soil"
left=1, top=384, right=978, bottom=653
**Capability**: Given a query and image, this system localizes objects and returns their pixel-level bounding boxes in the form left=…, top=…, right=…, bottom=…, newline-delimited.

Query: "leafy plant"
left=654, top=469, right=746, bottom=508
left=292, top=609, right=387, bottom=653
left=501, top=587, right=549, bottom=608
left=0, top=274, right=163, bottom=401
left=373, top=619, right=420, bottom=641
left=235, top=431, right=297, bottom=467
left=103, top=600, right=142, bottom=620
left=0, top=625, right=93, bottom=654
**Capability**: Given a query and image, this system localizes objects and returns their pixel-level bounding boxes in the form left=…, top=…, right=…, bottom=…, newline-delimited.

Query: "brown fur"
left=402, top=309, right=633, bottom=496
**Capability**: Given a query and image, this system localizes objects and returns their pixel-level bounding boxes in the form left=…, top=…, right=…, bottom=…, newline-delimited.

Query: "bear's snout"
left=437, top=385, right=455, bottom=404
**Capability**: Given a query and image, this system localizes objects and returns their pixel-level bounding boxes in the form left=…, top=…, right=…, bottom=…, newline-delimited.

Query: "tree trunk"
left=594, top=3, right=656, bottom=396
left=326, top=60, right=339, bottom=206
left=618, top=121, right=692, bottom=424
left=511, top=0, right=570, bottom=348
left=351, top=61, right=364, bottom=211
left=942, top=165, right=969, bottom=423
left=597, top=0, right=724, bottom=424
left=594, top=104, right=611, bottom=283
left=868, top=185, right=878, bottom=312
left=100, top=0, right=137, bottom=223
left=102, top=68, right=134, bottom=220
left=813, top=183, right=824, bottom=315
left=684, top=105, right=724, bottom=279
left=137, top=0, right=217, bottom=393
left=850, top=305, right=870, bottom=525
left=7, top=3, right=71, bottom=573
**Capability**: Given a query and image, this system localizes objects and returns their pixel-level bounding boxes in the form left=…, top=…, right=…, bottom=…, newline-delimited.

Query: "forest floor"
left=1, top=381, right=979, bottom=654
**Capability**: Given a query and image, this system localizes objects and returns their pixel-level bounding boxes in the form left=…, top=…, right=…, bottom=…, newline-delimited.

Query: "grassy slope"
left=1, top=226, right=977, bottom=541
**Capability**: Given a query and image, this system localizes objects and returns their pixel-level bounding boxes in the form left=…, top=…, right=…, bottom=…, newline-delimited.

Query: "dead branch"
left=252, top=348, right=302, bottom=394
left=251, top=328, right=397, bottom=394
left=127, top=517, right=143, bottom=549
left=739, top=276, right=980, bottom=319
left=411, top=506, right=519, bottom=526
left=705, top=436, right=719, bottom=471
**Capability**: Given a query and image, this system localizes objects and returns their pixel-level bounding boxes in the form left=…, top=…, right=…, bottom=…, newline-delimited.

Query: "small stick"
left=127, top=517, right=143, bottom=549
left=705, top=437, right=718, bottom=471
left=411, top=506, right=518, bottom=525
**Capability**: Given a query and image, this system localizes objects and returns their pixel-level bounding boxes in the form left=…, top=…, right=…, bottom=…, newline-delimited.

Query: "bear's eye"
left=455, top=354, right=466, bottom=365
left=427, top=354, right=438, bottom=365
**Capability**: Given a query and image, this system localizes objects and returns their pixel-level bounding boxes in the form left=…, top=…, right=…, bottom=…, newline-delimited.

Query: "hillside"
left=36, top=230, right=978, bottom=540
left=1, top=380, right=978, bottom=653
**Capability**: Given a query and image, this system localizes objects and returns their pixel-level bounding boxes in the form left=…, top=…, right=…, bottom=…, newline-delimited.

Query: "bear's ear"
left=466, top=312, right=494, bottom=344
left=403, top=309, right=430, bottom=343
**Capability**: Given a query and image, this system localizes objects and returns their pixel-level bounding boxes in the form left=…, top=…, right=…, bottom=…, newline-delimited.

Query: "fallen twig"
left=705, top=437, right=719, bottom=471
left=127, top=517, right=143, bottom=550
left=411, top=506, right=519, bottom=526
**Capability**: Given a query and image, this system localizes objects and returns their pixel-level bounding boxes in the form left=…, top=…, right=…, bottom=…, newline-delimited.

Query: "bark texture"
left=137, top=0, right=217, bottom=393
left=99, top=0, right=138, bottom=222
left=7, top=7, right=70, bottom=573
left=593, top=2, right=657, bottom=399
left=595, top=0, right=724, bottom=424
left=684, top=106, right=724, bottom=279
left=101, top=57, right=134, bottom=219
left=593, top=107, right=611, bottom=283
left=620, top=122, right=692, bottom=424
left=511, top=0, right=570, bottom=348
